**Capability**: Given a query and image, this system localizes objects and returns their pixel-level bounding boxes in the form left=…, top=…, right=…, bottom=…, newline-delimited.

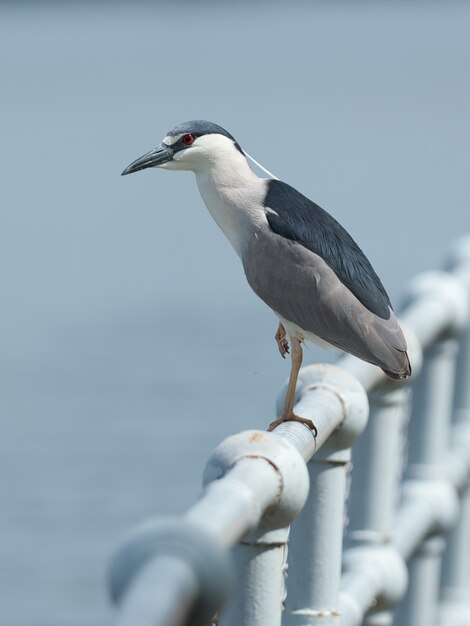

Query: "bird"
left=122, top=120, right=411, bottom=433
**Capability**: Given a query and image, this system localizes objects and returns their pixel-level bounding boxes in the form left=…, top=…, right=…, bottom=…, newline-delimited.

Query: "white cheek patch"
left=195, top=134, right=231, bottom=150
left=162, top=134, right=183, bottom=146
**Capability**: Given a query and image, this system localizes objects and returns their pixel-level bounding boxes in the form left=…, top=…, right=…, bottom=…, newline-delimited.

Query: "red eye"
left=182, top=134, right=195, bottom=146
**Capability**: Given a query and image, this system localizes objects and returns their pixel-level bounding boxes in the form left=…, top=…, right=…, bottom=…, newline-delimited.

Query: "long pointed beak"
left=121, top=144, right=174, bottom=176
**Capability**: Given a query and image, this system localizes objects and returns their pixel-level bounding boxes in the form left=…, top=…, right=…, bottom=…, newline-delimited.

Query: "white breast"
left=195, top=162, right=269, bottom=257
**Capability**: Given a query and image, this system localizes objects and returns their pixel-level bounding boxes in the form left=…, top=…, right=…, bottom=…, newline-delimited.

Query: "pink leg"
left=267, top=337, right=317, bottom=435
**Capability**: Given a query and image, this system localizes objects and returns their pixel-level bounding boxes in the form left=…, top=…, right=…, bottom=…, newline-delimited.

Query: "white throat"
left=193, top=137, right=269, bottom=256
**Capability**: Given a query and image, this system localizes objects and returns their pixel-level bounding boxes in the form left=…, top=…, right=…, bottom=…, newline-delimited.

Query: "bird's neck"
left=195, top=153, right=268, bottom=257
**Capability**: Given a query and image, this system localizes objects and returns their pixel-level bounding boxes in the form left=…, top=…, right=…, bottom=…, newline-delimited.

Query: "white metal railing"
left=108, top=236, right=470, bottom=626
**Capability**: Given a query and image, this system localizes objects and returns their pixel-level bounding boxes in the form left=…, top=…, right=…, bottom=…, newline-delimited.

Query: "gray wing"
left=264, top=179, right=392, bottom=319
left=242, top=227, right=410, bottom=378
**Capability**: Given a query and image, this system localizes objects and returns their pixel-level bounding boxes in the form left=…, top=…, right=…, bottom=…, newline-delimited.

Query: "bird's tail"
left=381, top=350, right=412, bottom=380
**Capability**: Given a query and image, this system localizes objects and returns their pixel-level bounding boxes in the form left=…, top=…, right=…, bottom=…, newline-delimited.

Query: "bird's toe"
left=267, top=413, right=317, bottom=437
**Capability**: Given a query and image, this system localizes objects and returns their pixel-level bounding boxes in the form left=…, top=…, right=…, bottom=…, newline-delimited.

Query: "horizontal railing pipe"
left=185, top=457, right=282, bottom=547
left=110, top=519, right=235, bottom=626
left=340, top=546, right=407, bottom=626
left=114, top=557, right=199, bottom=626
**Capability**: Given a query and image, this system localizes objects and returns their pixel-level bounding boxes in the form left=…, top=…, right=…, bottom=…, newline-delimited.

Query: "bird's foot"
left=275, top=323, right=289, bottom=359
left=267, top=413, right=317, bottom=436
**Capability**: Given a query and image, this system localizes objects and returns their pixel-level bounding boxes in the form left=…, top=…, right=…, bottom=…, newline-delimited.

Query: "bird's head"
left=121, top=120, right=245, bottom=176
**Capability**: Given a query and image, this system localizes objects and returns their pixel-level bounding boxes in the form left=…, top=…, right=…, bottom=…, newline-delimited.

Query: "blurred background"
left=1, top=1, right=469, bottom=624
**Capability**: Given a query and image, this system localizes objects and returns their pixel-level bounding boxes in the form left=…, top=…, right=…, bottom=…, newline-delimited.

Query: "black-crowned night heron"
left=122, top=120, right=411, bottom=432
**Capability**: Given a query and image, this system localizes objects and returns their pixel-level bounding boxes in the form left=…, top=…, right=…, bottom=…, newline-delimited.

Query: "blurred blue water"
left=0, top=1, right=469, bottom=624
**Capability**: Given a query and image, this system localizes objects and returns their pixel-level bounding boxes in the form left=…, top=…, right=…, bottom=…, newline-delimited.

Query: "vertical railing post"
left=220, top=526, right=289, bottom=626
left=447, top=236, right=470, bottom=425
left=440, top=236, right=470, bottom=625
left=342, top=384, right=412, bottom=625
left=209, top=433, right=310, bottom=626
left=394, top=335, right=460, bottom=626
left=282, top=365, right=369, bottom=625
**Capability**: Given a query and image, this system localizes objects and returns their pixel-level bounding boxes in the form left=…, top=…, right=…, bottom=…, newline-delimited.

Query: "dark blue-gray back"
left=264, top=179, right=392, bottom=319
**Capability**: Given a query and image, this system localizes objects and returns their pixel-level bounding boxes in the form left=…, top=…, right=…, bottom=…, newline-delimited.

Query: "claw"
left=267, top=413, right=318, bottom=437
left=275, top=322, right=289, bottom=359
